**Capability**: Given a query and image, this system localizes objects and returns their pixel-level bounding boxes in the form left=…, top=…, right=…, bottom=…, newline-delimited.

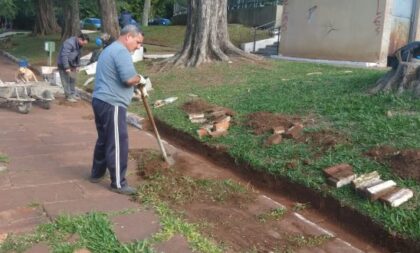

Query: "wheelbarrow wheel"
left=40, top=101, right=51, bottom=110
left=17, top=102, right=32, bottom=114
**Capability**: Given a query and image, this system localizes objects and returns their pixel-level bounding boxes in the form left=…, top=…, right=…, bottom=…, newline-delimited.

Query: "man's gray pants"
left=58, top=69, right=77, bottom=98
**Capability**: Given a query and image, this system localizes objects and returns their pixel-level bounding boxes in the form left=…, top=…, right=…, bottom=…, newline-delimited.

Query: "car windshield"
left=90, top=19, right=101, bottom=24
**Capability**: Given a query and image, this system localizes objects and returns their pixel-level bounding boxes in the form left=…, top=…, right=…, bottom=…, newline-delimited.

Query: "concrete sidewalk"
left=0, top=99, right=371, bottom=252
left=0, top=100, right=190, bottom=252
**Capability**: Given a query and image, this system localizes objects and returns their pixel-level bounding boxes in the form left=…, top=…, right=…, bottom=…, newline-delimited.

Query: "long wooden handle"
left=139, top=89, right=169, bottom=162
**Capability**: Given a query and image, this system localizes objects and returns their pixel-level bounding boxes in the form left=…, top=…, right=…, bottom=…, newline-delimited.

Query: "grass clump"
left=257, top=207, right=287, bottom=223
left=292, top=202, right=310, bottom=212
left=0, top=153, right=9, bottom=163
left=0, top=213, right=153, bottom=253
left=284, top=234, right=332, bottom=252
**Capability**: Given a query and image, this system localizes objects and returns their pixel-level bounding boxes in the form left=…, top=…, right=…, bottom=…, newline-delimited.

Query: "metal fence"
left=228, top=0, right=283, bottom=10
left=173, top=0, right=283, bottom=16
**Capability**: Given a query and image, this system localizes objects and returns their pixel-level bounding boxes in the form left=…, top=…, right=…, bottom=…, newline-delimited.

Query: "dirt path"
left=0, top=95, right=391, bottom=252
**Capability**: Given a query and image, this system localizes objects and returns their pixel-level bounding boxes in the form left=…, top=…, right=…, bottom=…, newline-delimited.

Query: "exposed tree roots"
left=370, top=62, right=420, bottom=98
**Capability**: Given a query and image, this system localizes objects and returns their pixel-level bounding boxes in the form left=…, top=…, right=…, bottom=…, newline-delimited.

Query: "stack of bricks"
left=323, top=165, right=414, bottom=208
left=352, top=171, right=413, bottom=207
left=189, top=110, right=232, bottom=138
left=323, top=163, right=357, bottom=188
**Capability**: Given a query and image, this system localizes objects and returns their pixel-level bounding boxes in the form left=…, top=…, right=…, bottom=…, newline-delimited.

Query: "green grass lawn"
left=0, top=33, right=99, bottom=66
left=0, top=25, right=269, bottom=67
left=142, top=24, right=270, bottom=50
left=126, top=60, right=420, bottom=241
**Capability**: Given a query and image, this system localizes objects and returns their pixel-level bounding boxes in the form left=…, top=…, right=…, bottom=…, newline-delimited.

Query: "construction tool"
left=138, top=83, right=175, bottom=166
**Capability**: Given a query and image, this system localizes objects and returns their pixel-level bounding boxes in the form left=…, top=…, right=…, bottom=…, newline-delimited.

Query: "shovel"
left=138, top=86, right=175, bottom=166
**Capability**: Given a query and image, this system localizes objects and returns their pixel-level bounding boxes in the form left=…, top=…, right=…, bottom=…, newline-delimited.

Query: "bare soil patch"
left=246, top=112, right=299, bottom=135
left=181, top=99, right=235, bottom=116
left=299, top=129, right=349, bottom=151
left=131, top=149, right=332, bottom=252
left=246, top=112, right=348, bottom=152
left=366, top=146, right=420, bottom=182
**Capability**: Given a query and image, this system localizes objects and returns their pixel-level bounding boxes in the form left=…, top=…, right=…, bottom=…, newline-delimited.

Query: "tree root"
left=370, top=62, right=420, bottom=98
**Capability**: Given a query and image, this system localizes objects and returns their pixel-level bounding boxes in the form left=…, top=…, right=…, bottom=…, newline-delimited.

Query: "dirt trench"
left=129, top=147, right=390, bottom=253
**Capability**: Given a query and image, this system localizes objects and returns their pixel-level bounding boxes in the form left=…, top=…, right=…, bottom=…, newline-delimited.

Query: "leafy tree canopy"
left=0, top=0, right=17, bottom=20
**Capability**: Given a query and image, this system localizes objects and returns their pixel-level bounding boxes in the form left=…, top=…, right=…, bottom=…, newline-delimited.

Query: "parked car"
left=119, top=18, right=138, bottom=28
left=148, top=17, right=171, bottom=26
left=80, top=18, right=101, bottom=30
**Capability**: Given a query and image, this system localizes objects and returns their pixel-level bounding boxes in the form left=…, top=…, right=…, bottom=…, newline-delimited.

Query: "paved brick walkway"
left=0, top=100, right=189, bottom=252
left=0, top=99, right=374, bottom=252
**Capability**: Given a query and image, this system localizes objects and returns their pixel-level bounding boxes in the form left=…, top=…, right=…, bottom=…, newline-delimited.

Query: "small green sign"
left=44, top=41, right=55, bottom=66
left=44, top=41, right=55, bottom=52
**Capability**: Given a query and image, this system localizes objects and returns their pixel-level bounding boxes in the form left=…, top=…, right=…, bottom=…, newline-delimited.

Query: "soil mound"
left=299, top=129, right=349, bottom=151
left=246, top=112, right=300, bottom=135
left=129, top=149, right=169, bottom=179
left=181, top=99, right=235, bottom=116
left=366, top=146, right=420, bottom=182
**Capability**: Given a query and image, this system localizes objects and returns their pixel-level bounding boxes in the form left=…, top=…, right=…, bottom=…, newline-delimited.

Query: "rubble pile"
left=264, top=123, right=304, bottom=146
left=188, top=109, right=232, bottom=138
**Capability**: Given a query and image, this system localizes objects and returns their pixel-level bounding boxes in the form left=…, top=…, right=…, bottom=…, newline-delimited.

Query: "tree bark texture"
left=33, top=0, right=60, bottom=35
left=98, top=0, right=120, bottom=40
left=162, top=0, right=258, bottom=68
left=61, top=0, right=80, bottom=40
left=370, top=62, right=420, bottom=98
left=142, top=0, right=151, bottom=27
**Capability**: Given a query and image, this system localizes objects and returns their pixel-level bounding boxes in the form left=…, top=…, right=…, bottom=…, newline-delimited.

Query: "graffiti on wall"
left=281, top=0, right=289, bottom=32
left=307, top=5, right=317, bottom=24
left=373, top=0, right=383, bottom=35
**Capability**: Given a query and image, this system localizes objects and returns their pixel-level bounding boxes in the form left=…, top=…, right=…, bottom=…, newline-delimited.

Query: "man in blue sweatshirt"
left=90, top=25, right=146, bottom=195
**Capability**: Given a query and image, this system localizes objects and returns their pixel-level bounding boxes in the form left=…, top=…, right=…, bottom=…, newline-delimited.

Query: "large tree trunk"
left=98, top=0, right=120, bottom=39
left=162, top=0, right=258, bottom=68
left=61, top=0, right=80, bottom=40
left=33, top=0, right=60, bottom=35
left=142, top=0, right=151, bottom=27
left=370, top=61, right=420, bottom=98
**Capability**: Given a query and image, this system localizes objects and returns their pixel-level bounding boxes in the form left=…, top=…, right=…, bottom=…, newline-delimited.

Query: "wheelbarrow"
left=0, top=80, right=55, bottom=114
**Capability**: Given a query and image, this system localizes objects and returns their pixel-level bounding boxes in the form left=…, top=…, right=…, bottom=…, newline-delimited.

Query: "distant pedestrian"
left=57, top=34, right=90, bottom=102
left=90, top=25, right=146, bottom=195
left=119, top=10, right=133, bottom=28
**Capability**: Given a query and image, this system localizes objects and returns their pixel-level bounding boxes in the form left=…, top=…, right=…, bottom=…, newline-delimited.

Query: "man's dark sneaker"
left=73, top=94, right=81, bottom=100
left=110, top=185, right=137, bottom=195
left=89, top=173, right=107, bottom=183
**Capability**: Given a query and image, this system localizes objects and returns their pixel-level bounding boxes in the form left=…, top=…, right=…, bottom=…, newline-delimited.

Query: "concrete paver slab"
left=111, top=210, right=161, bottom=243
left=0, top=182, right=84, bottom=212
left=153, top=235, right=193, bottom=253
left=23, top=243, right=50, bottom=253
left=247, top=195, right=286, bottom=216
left=296, top=238, right=364, bottom=253
left=276, top=212, right=335, bottom=237
left=8, top=165, right=89, bottom=187
left=74, top=180, right=114, bottom=198
left=6, top=154, right=61, bottom=172
left=0, top=207, right=48, bottom=234
left=43, top=194, right=139, bottom=219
